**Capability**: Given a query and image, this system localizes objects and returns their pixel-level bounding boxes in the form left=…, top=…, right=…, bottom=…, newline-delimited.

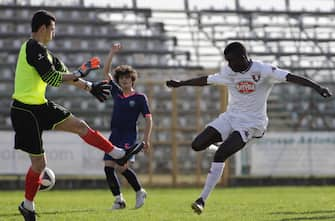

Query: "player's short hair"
left=224, top=42, right=247, bottom=57
left=31, top=10, right=56, bottom=32
left=113, top=65, right=138, bottom=85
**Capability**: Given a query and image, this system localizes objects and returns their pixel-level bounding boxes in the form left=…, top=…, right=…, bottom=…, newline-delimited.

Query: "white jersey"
left=207, top=60, right=289, bottom=131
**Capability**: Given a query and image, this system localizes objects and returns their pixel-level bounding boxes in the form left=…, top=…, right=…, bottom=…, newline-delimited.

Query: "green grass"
left=1, top=187, right=335, bottom=221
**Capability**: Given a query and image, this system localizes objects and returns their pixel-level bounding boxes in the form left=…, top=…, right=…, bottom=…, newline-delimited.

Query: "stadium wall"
left=1, top=131, right=335, bottom=189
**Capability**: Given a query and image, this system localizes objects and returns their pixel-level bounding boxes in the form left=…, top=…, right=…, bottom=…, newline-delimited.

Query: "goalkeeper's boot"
left=115, top=142, right=144, bottom=165
left=18, top=202, right=37, bottom=221
left=135, top=188, right=147, bottom=209
left=112, top=198, right=126, bottom=210
left=191, top=197, right=205, bottom=215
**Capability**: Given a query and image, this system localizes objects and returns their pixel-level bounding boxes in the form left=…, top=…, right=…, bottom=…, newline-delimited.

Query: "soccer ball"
left=39, top=167, right=56, bottom=191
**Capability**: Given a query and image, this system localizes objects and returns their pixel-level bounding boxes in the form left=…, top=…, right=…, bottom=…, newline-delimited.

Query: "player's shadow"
left=0, top=208, right=96, bottom=218
left=270, top=210, right=335, bottom=221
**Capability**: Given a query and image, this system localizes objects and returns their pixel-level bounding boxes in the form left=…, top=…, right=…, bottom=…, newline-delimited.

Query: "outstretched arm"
left=103, top=43, right=122, bottom=81
left=286, top=73, right=332, bottom=98
left=69, top=79, right=110, bottom=102
left=166, top=76, right=209, bottom=88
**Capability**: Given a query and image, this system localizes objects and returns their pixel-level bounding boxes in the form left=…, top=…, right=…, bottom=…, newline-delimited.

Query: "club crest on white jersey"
left=252, top=73, right=261, bottom=82
left=236, top=81, right=255, bottom=94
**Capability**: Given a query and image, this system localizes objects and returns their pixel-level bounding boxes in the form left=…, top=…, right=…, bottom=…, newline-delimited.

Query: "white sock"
left=109, top=147, right=125, bottom=159
left=116, top=193, right=124, bottom=201
left=24, top=199, right=35, bottom=211
left=200, top=162, right=225, bottom=201
left=137, top=188, right=145, bottom=194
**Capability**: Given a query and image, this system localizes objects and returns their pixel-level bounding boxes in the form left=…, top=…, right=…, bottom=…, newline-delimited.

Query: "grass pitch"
left=1, top=187, right=335, bottom=221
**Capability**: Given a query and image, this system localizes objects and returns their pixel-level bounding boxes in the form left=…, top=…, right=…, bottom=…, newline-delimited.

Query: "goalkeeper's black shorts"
left=10, top=99, right=71, bottom=155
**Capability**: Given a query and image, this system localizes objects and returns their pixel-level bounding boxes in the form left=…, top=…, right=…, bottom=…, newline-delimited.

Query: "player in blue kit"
left=102, top=43, right=152, bottom=210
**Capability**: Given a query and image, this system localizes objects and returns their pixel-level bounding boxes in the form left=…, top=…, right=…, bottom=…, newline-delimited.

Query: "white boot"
left=135, top=189, right=147, bottom=209
left=108, top=147, right=125, bottom=159
left=112, top=195, right=126, bottom=210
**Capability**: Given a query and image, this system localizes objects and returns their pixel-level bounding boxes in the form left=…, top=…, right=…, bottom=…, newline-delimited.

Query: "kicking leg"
left=54, top=116, right=125, bottom=159
left=191, top=126, right=222, bottom=152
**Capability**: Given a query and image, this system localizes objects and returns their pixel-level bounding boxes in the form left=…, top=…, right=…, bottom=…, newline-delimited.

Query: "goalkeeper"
left=11, top=10, right=142, bottom=221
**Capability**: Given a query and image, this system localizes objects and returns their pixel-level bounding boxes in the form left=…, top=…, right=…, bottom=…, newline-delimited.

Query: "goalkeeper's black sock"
left=122, top=168, right=141, bottom=192
left=104, top=166, right=121, bottom=196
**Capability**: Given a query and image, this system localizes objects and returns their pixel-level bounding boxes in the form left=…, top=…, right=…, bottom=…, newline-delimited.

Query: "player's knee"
left=117, top=163, right=128, bottom=173
left=104, top=160, right=116, bottom=167
left=191, top=139, right=204, bottom=151
left=76, top=119, right=89, bottom=135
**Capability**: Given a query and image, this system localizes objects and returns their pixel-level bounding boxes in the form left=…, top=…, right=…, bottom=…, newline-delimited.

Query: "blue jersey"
left=108, top=80, right=151, bottom=148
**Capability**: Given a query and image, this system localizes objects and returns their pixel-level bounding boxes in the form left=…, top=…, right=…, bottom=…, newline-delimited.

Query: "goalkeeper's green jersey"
left=12, top=39, right=67, bottom=105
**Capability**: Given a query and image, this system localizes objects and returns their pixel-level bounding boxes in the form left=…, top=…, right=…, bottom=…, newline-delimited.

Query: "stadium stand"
left=2, top=1, right=333, bottom=132
left=0, top=5, right=194, bottom=68
left=0, top=3, right=203, bottom=130
left=148, top=4, right=335, bottom=131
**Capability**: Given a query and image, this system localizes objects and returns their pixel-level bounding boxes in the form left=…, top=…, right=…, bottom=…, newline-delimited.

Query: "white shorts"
left=207, top=112, right=265, bottom=143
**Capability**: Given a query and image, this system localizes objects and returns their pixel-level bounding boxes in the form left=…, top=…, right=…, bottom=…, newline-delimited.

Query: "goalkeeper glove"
left=90, top=80, right=111, bottom=102
left=74, top=57, right=101, bottom=79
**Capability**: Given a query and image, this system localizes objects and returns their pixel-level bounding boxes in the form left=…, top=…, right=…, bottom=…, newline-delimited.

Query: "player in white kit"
left=166, top=42, right=332, bottom=214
